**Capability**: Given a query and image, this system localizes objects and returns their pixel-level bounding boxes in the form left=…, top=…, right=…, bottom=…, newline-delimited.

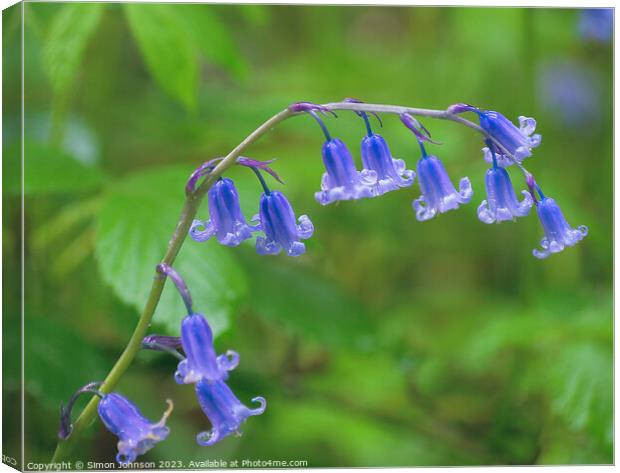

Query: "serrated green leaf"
left=175, top=5, right=247, bottom=79
left=95, top=165, right=247, bottom=336
left=42, top=3, right=103, bottom=95
left=124, top=4, right=197, bottom=110
left=239, top=252, right=374, bottom=348
left=4, top=141, right=105, bottom=195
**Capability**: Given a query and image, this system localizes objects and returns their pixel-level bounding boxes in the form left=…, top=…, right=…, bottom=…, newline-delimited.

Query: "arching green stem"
left=50, top=100, right=518, bottom=462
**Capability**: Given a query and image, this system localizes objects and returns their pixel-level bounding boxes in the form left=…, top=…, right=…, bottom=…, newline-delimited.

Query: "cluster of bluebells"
left=58, top=98, right=590, bottom=465
left=188, top=157, right=313, bottom=257
left=187, top=100, right=587, bottom=260
left=59, top=264, right=266, bottom=464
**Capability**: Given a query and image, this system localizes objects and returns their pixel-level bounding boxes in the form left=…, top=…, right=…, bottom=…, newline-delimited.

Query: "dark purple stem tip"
left=185, top=158, right=224, bottom=195
left=142, top=335, right=183, bottom=351
left=58, top=381, right=104, bottom=439
left=288, top=101, right=337, bottom=117
left=447, top=103, right=479, bottom=115
left=156, top=264, right=193, bottom=314
left=237, top=157, right=285, bottom=184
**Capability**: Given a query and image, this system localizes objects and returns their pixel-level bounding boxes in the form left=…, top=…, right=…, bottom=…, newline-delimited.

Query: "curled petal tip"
left=217, top=350, right=240, bottom=371
left=196, top=430, right=220, bottom=446
left=250, top=396, right=267, bottom=415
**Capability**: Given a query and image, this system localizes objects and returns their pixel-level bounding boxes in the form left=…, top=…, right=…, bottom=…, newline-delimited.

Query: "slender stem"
left=322, top=102, right=486, bottom=135
left=50, top=100, right=508, bottom=462
left=49, top=107, right=293, bottom=462
left=251, top=167, right=271, bottom=195
left=361, top=112, right=373, bottom=137
left=307, top=110, right=332, bottom=141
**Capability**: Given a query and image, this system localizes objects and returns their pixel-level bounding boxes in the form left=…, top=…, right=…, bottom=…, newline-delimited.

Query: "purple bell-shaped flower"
left=175, top=313, right=239, bottom=384
left=194, top=379, right=266, bottom=446
left=361, top=133, right=415, bottom=196
left=315, top=138, right=377, bottom=205
left=478, top=111, right=541, bottom=163
left=413, top=144, right=472, bottom=221
left=98, top=394, right=173, bottom=465
left=190, top=178, right=259, bottom=247
left=478, top=145, right=533, bottom=223
left=533, top=195, right=588, bottom=259
left=254, top=190, right=314, bottom=257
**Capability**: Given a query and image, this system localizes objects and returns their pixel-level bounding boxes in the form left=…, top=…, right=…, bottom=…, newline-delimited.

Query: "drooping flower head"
left=414, top=151, right=473, bottom=221
left=527, top=179, right=588, bottom=259
left=477, top=111, right=541, bottom=162
left=478, top=143, right=533, bottom=224
left=400, top=114, right=472, bottom=221
left=98, top=394, right=173, bottom=464
left=154, top=264, right=239, bottom=384
left=194, top=379, right=266, bottom=446
left=254, top=190, right=314, bottom=256
left=353, top=105, right=414, bottom=196
left=302, top=108, right=377, bottom=205
left=175, top=313, right=239, bottom=384
left=316, top=137, right=377, bottom=204
left=58, top=382, right=172, bottom=465
left=448, top=104, right=541, bottom=163
left=190, top=177, right=259, bottom=247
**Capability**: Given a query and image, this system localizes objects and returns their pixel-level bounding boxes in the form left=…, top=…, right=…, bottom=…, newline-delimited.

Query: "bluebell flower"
left=315, top=138, right=377, bottom=205
left=478, top=111, right=541, bottom=162
left=97, top=394, right=172, bottom=465
left=254, top=190, right=313, bottom=256
left=413, top=147, right=472, bottom=221
left=361, top=133, right=415, bottom=196
left=194, top=379, right=266, bottom=446
left=478, top=167, right=533, bottom=224
left=190, top=178, right=259, bottom=247
left=578, top=9, right=613, bottom=43
left=533, top=196, right=588, bottom=259
left=175, top=313, right=239, bottom=384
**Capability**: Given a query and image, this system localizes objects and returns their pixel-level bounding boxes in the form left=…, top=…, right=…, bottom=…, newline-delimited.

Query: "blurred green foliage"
left=2, top=3, right=612, bottom=467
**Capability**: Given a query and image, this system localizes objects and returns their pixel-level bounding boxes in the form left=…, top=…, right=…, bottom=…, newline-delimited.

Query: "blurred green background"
left=2, top=3, right=612, bottom=467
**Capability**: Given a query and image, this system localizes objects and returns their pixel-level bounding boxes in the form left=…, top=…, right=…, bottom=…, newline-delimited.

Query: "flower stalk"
left=50, top=100, right=525, bottom=462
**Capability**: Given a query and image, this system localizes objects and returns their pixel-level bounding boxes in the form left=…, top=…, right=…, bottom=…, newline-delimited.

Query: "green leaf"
left=239, top=252, right=374, bottom=348
left=175, top=5, right=247, bottom=79
left=4, top=141, right=105, bottom=195
left=95, top=165, right=247, bottom=336
left=546, top=343, right=612, bottom=454
left=124, top=4, right=197, bottom=110
left=42, top=3, right=104, bottom=95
